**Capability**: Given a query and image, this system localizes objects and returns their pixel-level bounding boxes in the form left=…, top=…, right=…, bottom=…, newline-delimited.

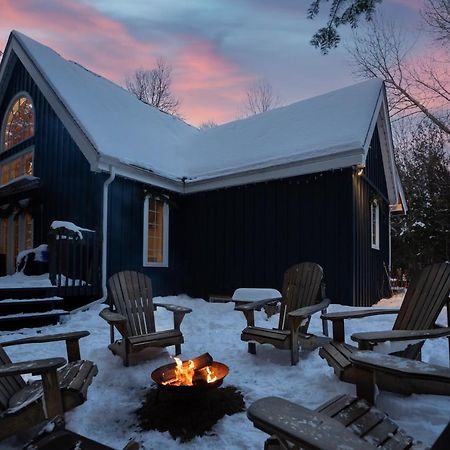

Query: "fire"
left=205, top=366, right=217, bottom=383
left=161, top=357, right=218, bottom=386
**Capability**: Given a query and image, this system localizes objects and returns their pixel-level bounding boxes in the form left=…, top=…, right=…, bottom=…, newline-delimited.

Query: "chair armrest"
left=234, top=298, right=281, bottom=312
left=350, top=351, right=450, bottom=380
left=321, top=308, right=400, bottom=343
left=99, top=308, right=127, bottom=324
left=0, top=357, right=66, bottom=377
left=247, top=396, right=375, bottom=450
left=153, top=302, right=192, bottom=314
left=289, top=298, right=331, bottom=319
left=1, top=331, right=90, bottom=348
left=352, top=327, right=450, bottom=346
left=321, top=308, right=400, bottom=321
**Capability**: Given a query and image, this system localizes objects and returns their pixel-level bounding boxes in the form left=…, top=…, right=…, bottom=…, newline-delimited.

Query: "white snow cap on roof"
left=9, top=31, right=385, bottom=186
left=12, top=31, right=197, bottom=180
left=185, top=78, right=383, bottom=180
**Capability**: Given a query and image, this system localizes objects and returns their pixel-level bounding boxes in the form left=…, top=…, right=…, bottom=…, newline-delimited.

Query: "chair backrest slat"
left=278, top=263, right=323, bottom=330
left=394, top=262, right=450, bottom=331
left=0, top=345, right=26, bottom=411
left=108, top=271, right=155, bottom=337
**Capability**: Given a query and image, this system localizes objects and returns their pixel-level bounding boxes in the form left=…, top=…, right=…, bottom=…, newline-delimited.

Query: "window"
left=371, top=200, right=380, bottom=250
left=2, top=94, right=35, bottom=152
left=143, top=196, right=169, bottom=267
left=0, top=151, right=33, bottom=186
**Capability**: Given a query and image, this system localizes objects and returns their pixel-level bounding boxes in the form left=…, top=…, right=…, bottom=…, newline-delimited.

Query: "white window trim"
left=1, top=92, right=35, bottom=153
left=143, top=195, right=169, bottom=268
left=371, top=199, right=380, bottom=250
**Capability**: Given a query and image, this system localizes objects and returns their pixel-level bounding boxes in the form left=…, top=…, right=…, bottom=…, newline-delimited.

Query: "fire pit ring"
left=151, top=353, right=229, bottom=395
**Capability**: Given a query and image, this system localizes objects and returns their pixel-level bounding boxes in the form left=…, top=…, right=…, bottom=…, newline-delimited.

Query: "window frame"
left=0, top=147, right=34, bottom=187
left=143, top=195, right=169, bottom=268
left=371, top=199, right=380, bottom=250
left=1, top=92, right=35, bottom=153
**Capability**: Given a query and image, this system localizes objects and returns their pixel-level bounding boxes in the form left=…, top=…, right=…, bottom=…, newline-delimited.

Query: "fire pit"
left=138, top=353, right=243, bottom=442
left=151, top=353, right=229, bottom=394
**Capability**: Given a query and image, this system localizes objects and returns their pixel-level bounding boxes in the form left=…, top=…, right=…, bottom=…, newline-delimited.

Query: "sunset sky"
left=0, top=0, right=427, bottom=125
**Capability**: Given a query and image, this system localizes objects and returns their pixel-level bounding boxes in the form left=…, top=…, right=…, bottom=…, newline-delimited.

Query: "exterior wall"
left=0, top=57, right=104, bottom=246
left=180, top=169, right=354, bottom=305
left=107, top=177, right=185, bottom=296
left=352, top=126, right=391, bottom=306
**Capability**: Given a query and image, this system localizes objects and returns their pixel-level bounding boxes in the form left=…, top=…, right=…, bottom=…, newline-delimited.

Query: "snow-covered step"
left=0, top=286, right=58, bottom=300
left=0, top=310, right=69, bottom=331
left=0, top=297, right=64, bottom=315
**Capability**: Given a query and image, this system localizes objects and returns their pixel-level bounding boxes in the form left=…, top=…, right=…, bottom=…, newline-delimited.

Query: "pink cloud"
left=0, top=0, right=251, bottom=125
left=387, top=0, right=424, bottom=11
left=173, top=39, right=252, bottom=124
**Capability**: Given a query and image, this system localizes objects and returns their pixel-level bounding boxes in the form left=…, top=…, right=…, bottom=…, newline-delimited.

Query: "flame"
left=161, top=358, right=218, bottom=386
left=205, top=366, right=217, bottom=383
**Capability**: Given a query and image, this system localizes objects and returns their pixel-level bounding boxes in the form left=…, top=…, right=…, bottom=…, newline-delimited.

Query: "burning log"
left=151, top=353, right=228, bottom=392
left=159, top=353, right=214, bottom=385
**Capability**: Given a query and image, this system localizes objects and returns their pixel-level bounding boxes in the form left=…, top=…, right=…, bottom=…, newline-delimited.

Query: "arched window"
left=2, top=94, right=35, bottom=152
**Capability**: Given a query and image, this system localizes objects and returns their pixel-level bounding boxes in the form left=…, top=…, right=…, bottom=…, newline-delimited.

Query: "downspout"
left=102, top=165, right=116, bottom=300
left=69, top=165, right=116, bottom=314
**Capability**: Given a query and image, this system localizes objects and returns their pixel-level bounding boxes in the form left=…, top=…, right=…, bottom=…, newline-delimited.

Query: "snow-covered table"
left=210, top=288, right=282, bottom=318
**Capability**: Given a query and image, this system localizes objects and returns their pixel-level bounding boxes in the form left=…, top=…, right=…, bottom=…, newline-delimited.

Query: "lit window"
left=0, top=151, right=33, bottom=186
left=0, top=218, right=7, bottom=254
left=143, top=196, right=169, bottom=267
left=25, top=212, right=33, bottom=250
left=371, top=200, right=380, bottom=250
left=2, top=95, right=34, bottom=152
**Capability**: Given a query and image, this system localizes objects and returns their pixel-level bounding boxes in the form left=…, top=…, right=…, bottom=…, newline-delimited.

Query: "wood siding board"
left=352, top=125, right=391, bottom=306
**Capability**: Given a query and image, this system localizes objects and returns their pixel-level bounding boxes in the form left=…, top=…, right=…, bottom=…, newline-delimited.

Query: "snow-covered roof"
left=0, top=31, right=401, bottom=206
left=185, top=79, right=382, bottom=181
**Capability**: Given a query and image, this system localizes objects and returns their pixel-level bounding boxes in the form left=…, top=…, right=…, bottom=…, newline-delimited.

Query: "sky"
left=0, top=0, right=427, bottom=126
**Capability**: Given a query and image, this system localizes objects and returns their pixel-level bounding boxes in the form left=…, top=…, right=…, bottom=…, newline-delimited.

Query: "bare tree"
left=423, top=0, right=450, bottom=44
left=348, top=16, right=450, bottom=134
left=244, top=79, right=279, bottom=116
left=198, top=120, right=218, bottom=130
left=126, top=57, right=181, bottom=117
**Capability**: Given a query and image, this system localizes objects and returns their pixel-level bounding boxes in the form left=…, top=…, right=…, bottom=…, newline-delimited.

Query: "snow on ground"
left=1, top=296, right=449, bottom=449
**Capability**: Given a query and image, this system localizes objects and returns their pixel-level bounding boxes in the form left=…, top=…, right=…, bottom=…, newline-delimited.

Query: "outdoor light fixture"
left=356, top=165, right=365, bottom=176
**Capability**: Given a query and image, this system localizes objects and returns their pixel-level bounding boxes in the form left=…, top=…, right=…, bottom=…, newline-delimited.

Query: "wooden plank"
left=362, top=416, right=399, bottom=446
left=316, top=394, right=356, bottom=416
left=242, top=327, right=290, bottom=342
left=382, top=434, right=413, bottom=450
left=128, top=329, right=182, bottom=345
left=248, top=396, right=376, bottom=450
left=333, top=399, right=371, bottom=427
left=349, top=407, right=385, bottom=437
left=67, top=361, right=94, bottom=392
left=351, top=351, right=450, bottom=381
left=321, top=342, right=354, bottom=370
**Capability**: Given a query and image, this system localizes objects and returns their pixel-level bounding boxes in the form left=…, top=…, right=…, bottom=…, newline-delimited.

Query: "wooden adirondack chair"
left=320, top=261, right=450, bottom=388
left=24, top=415, right=140, bottom=450
left=0, top=331, right=97, bottom=441
left=236, top=262, right=330, bottom=365
left=100, top=271, right=192, bottom=366
left=248, top=394, right=450, bottom=450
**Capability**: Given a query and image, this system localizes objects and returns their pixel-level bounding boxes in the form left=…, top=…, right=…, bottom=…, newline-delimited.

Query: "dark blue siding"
left=181, top=169, right=354, bottom=305
left=107, top=177, right=185, bottom=296
left=352, top=126, right=391, bottom=306
left=0, top=58, right=104, bottom=245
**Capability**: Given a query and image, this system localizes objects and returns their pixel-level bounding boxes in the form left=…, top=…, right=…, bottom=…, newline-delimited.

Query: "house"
left=0, top=31, right=405, bottom=307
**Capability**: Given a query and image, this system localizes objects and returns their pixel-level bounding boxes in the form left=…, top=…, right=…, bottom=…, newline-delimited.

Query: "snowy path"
left=1, top=295, right=449, bottom=449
